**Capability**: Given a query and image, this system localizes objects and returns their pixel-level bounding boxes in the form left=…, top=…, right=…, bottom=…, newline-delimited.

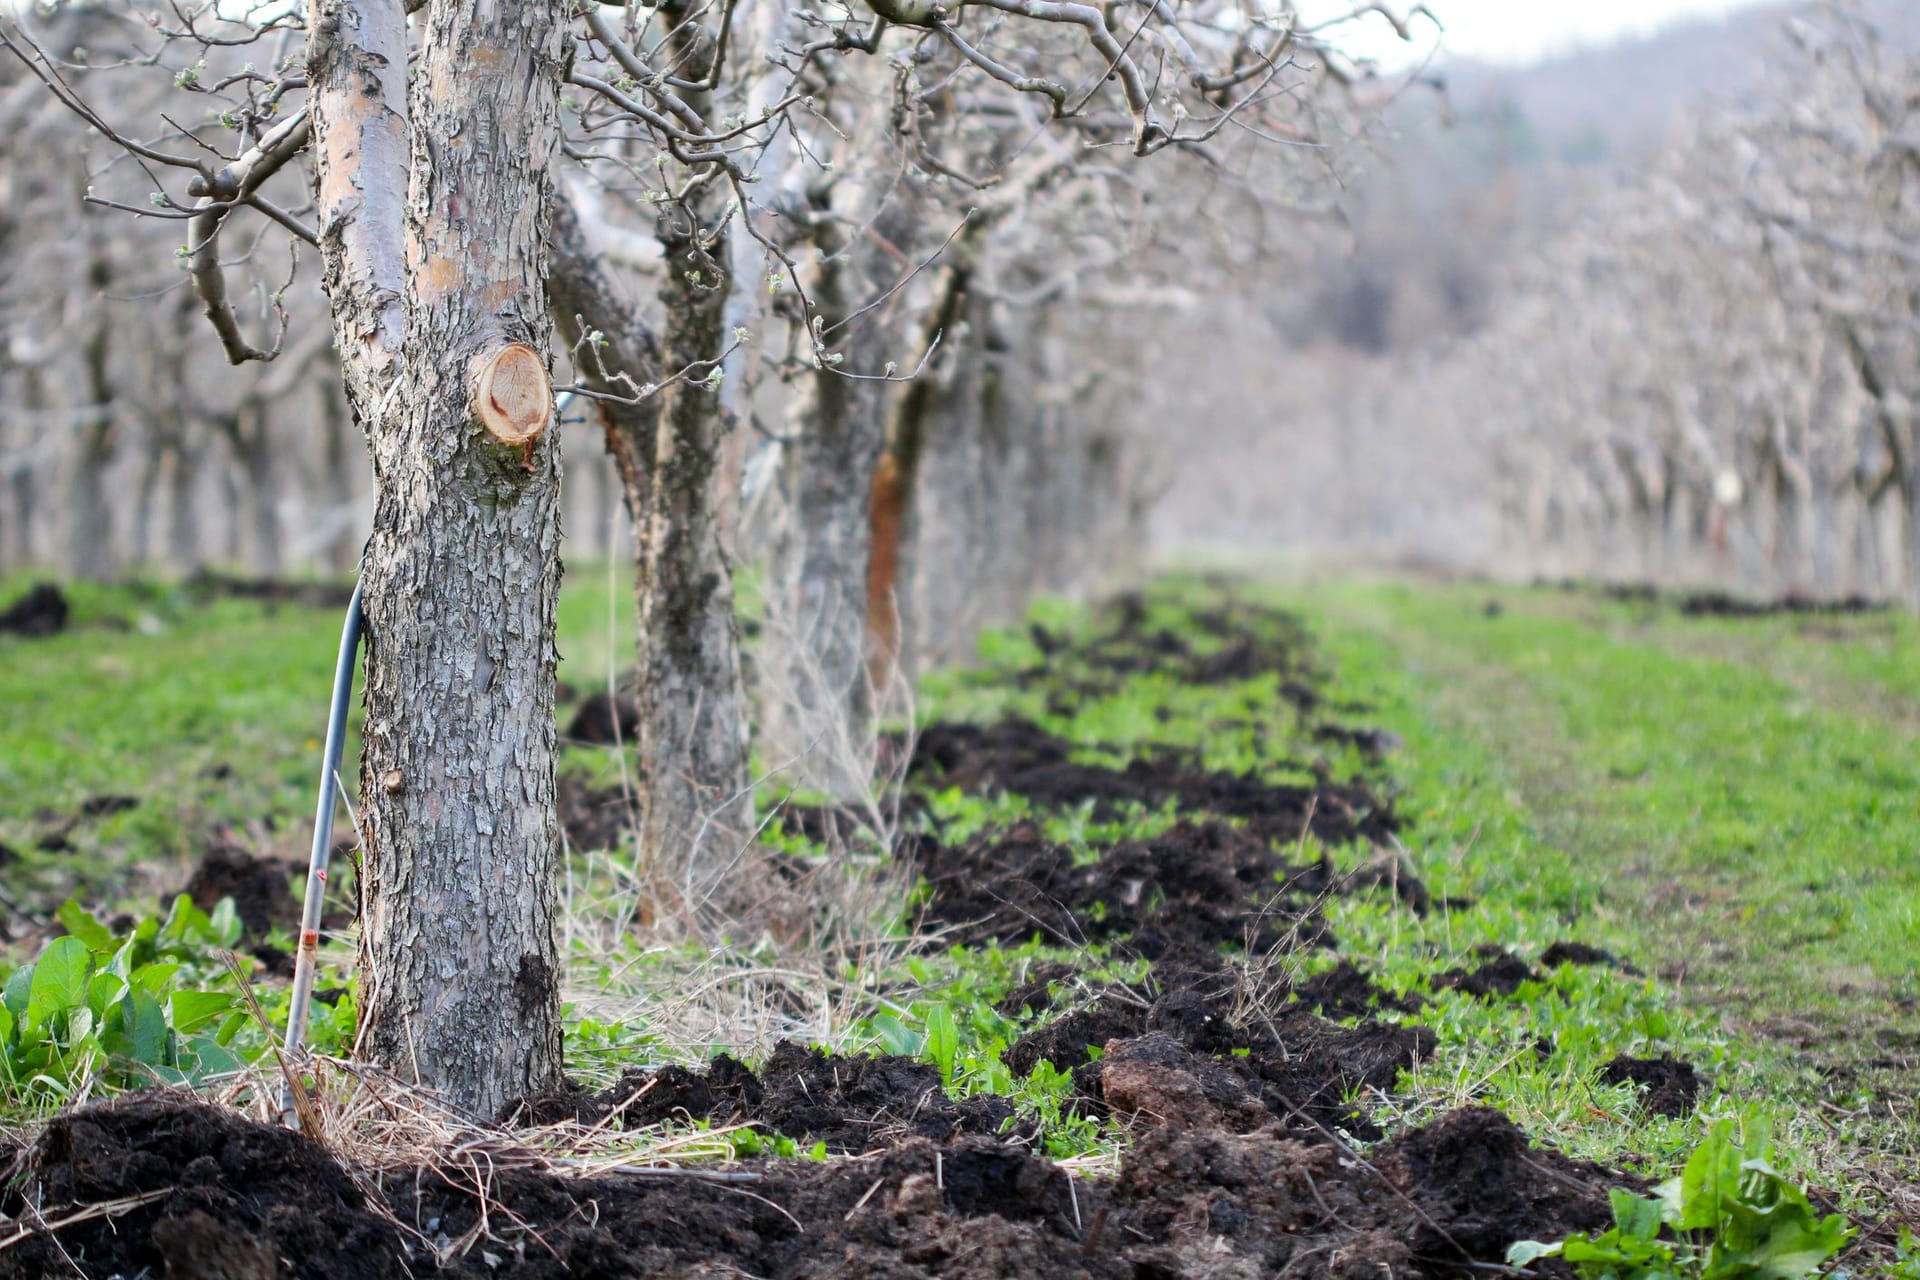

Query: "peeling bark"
left=866, top=256, right=975, bottom=688
left=308, top=0, right=570, bottom=1119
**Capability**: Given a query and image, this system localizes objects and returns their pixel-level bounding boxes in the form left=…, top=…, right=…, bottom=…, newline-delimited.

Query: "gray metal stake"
left=282, top=578, right=363, bottom=1129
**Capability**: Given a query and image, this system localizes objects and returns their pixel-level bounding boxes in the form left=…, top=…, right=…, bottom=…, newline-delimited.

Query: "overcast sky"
left=1298, top=0, right=1771, bottom=67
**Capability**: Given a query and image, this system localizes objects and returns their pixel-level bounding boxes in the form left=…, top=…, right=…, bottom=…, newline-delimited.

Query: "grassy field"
left=1, top=569, right=1915, bottom=1274
left=0, top=569, right=636, bottom=902
left=1289, top=579, right=1920, bottom=1202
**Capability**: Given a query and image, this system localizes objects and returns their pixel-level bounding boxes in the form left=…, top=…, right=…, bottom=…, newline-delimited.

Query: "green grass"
left=0, top=564, right=638, bottom=906
left=1281, top=578, right=1920, bottom=1191
left=1, top=567, right=1912, bottom=1254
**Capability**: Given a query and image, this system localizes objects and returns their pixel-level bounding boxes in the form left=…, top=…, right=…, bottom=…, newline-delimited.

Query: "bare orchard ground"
left=0, top=574, right=1910, bottom=1276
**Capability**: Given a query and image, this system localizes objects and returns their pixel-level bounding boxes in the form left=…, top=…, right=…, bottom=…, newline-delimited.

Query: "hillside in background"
left=1288, top=0, right=1920, bottom=355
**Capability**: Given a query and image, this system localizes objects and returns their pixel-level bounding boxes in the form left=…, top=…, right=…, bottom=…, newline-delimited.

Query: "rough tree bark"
left=761, top=206, right=892, bottom=797
left=639, top=178, right=754, bottom=893
left=549, top=80, right=752, bottom=902
left=866, top=255, right=976, bottom=686
left=308, top=0, right=568, bottom=1118
left=588, top=3, right=757, bottom=897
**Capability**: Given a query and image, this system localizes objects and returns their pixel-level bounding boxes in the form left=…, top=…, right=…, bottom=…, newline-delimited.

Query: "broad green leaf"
left=1679, top=1117, right=1740, bottom=1231
left=124, top=990, right=170, bottom=1067
left=208, top=899, right=243, bottom=949
left=180, top=1034, right=244, bottom=1080
left=160, top=894, right=211, bottom=943
left=131, top=962, right=181, bottom=996
left=3, top=965, right=32, bottom=1019
left=865, top=1013, right=908, bottom=1056
left=28, top=938, right=94, bottom=1024
left=169, top=990, right=239, bottom=1036
left=87, top=971, right=127, bottom=1019
left=1505, top=1240, right=1560, bottom=1266
left=57, top=901, right=115, bottom=954
left=924, top=1004, right=960, bottom=1083
left=1610, top=1188, right=1668, bottom=1240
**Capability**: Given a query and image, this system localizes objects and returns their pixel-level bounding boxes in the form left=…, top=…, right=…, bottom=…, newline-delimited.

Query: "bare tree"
left=1184, top=9, right=1920, bottom=598
left=3, top=0, right=1400, bottom=1113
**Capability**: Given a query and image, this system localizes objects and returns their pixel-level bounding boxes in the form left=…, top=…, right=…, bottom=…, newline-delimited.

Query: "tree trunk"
left=319, top=379, right=359, bottom=572
left=130, top=442, right=163, bottom=572
left=904, top=310, right=994, bottom=671
left=65, top=248, right=117, bottom=580
left=239, top=400, right=282, bottom=574
left=6, top=368, right=48, bottom=570
left=166, top=436, right=203, bottom=573
left=310, top=0, right=569, bottom=1119
left=1905, top=463, right=1920, bottom=609
left=637, top=184, right=754, bottom=897
left=759, top=214, right=892, bottom=798
left=866, top=257, right=974, bottom=690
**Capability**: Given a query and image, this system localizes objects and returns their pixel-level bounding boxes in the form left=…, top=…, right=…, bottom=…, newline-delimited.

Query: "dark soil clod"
left=1005, top=966, right=1434, bottom=1142
left=564, top=690, right=639, bottom=744
left=556, top=775, right=636, bottom=852
left=0, top=1096, right=401, bottom=1280
left=0, top=582, right=69, bottom=637
left=28, top=795, right=140, bottom=855
left=6, top=1093, right=1620, bottom=1280
left=179, top=834, right=299, bottom=941
left=1542, top=940, right=1644, bottom=977
left=1678, top=590, right=1889, bottom=618
left=184, top=571, right=357, bottom=609
left=1436, top=947, right=1543, bottom=999
left=79, top=795, right=139, bottom=819
left=916, top=818, right=1350, bottom=960
left=908, top=717, right=1398, bottom=847
left=1600, top=1054, right=1703, bottom=1118
left=1292, top=960, right=1423, bottom=1020
left=534, top=1042, right=1022, bottom=1154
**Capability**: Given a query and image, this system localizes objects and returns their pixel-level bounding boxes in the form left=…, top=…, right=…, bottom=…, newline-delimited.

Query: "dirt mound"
left=7, top=1093, right=1619, bottom=1280
left=0, top=1096, right=403, bottom=1280
left=1293, top=960, right=1424, bottom=1019
left=184, top=571, right=357, bottom=609
left=179, top=834, right=300, bottom=940
left=1082, top=1018, right=1431, bottom=1142
left=564, top=690, right=638, bottom=744
left=1678, top=590, right=1889, bottom=618
left=0, top=582, right=69, bottom=637
left=1017, top=594, right=1325, bottom=704
left=1002, top=966, right=1433, bottom=1142
left=29, top=794, right=139, bottom=854
left=1370, top=1106, right=1621, bottom=1262
left=1600, top=1053, right=1702, bottom=1118
left=556, top=775, right=635, bottom=852
left=1436, top=948, right=1541, bottom=998
left=915, top=818, right=1341, bottom=958
left=1541, top=940, right=1642, bottom=975
left=580, top=1042, right=1021, bottom=1154
left=1313, top=723, right=1406, bottom=758
left=909, top=717, right=1397, bottom=845
left=1118, top=1108, right=1616, bottom=1277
